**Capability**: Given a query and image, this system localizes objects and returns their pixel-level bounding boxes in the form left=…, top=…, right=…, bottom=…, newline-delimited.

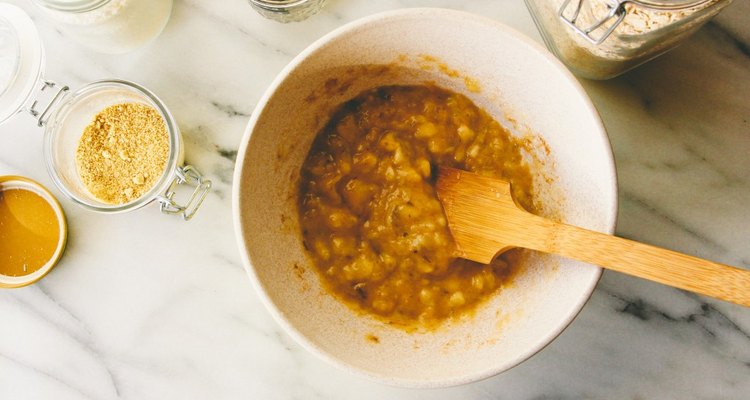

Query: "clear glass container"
left=248, top=0, right=328, bottom=23
left=0, top=4, right=210, bottom=220
left=43, top=80, right=207, bottom=218
left=524, top=0, right=734, bottom=79
left=31, top=0, right=173, bottom=54
left=0, top=175, right=67, bottom=288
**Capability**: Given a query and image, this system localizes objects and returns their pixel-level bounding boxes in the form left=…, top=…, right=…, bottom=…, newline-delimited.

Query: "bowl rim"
left=232, top=7, right=618, bottom=388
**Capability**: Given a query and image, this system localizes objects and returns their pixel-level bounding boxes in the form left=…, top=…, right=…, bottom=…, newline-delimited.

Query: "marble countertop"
left=1, top=0, right=749, bottom=398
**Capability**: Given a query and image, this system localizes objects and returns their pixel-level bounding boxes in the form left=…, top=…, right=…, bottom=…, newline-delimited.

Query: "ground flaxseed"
left=75, top=103, right=169, bottom=205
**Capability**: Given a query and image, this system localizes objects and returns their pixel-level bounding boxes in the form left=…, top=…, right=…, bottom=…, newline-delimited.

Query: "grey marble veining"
left=1, top=0, right=748, bottom=399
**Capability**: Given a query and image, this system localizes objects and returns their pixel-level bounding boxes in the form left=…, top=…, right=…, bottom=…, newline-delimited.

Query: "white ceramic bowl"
left=233, top=8, right=617, bottom=388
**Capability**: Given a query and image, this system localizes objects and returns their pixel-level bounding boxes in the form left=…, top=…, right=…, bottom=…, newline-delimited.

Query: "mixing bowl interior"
left=234, top=8, right=617, bottom=387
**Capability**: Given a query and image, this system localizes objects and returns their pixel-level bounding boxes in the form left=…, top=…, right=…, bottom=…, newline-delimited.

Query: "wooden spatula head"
left=435, top=167, right=543, bottom=264
left=436, top=168, right=750, bottom=307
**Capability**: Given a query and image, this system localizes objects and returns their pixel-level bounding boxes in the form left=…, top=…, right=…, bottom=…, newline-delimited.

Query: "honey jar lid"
left=0, top=175, right=68, bottom=288
left=0, top=4, right=44, bottom=125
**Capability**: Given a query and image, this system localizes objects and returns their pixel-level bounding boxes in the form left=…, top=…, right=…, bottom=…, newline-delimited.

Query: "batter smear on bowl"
left=298, top=85, right=540, bottom=329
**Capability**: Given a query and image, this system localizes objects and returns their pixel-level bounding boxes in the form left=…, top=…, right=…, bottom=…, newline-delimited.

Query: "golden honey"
left=0, top=186, right=61, bottom=277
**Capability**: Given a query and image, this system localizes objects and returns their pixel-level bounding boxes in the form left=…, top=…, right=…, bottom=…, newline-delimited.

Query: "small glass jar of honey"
left=0, top=176, right=67, bottom=288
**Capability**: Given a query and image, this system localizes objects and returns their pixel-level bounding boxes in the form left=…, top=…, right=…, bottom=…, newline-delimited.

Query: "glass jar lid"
left=250, top=0, right=313, bottom=7
left=0, top=15, right=20, bottom=96
left=633, top=0, right=712, bottom=9
left=31, top=0, right=111, bottom=13
left=0, top=4, right=44, bottom=125
left=558, top=0, right=718, bottom=45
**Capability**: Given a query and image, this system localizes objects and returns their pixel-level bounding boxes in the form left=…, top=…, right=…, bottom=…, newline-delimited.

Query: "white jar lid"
left=0, top=4, right=44, bottom=125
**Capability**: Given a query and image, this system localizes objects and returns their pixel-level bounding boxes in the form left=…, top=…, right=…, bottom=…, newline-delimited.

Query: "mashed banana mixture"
left=299, top=85, right=537, bottom=328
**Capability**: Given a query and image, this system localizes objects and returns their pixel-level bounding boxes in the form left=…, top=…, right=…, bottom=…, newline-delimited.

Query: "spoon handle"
left=537, top=221, right=750, bottom=307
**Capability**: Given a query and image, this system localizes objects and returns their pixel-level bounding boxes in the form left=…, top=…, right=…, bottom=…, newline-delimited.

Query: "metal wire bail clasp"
left=157, top=165, right=212, bottom=221
left=27, top=80, right=70, bottom=127
left=559, top=0, right=628, bottom=45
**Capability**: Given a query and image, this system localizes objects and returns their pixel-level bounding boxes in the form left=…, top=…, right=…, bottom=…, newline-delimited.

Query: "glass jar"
left=42, top=79, right=212, bottom=218
left=248, top=0, right=328, bottom=23
left=0, top=175, right=67, bottom=288
left=31, top=0, right=173, bottom=54
left=0, top=4, right=210, bottom=220
left=524, top=0, right=733, bottom=79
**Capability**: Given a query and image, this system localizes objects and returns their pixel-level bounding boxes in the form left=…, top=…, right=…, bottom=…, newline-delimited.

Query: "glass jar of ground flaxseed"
left=0, top=4, right=210, bottom=220
left=524, top=0, right=733, bottom=79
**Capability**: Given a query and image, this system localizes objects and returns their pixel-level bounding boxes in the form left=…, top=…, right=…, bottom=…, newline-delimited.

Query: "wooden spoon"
left=435, top=167, right=750, bottom=307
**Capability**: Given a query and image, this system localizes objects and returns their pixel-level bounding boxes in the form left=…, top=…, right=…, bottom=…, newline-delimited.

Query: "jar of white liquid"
left=31, top=0, right=173, bottom=54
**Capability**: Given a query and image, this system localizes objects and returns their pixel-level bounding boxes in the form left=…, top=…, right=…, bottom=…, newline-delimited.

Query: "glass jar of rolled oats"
left=524, top=0, right=733, bottom=79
